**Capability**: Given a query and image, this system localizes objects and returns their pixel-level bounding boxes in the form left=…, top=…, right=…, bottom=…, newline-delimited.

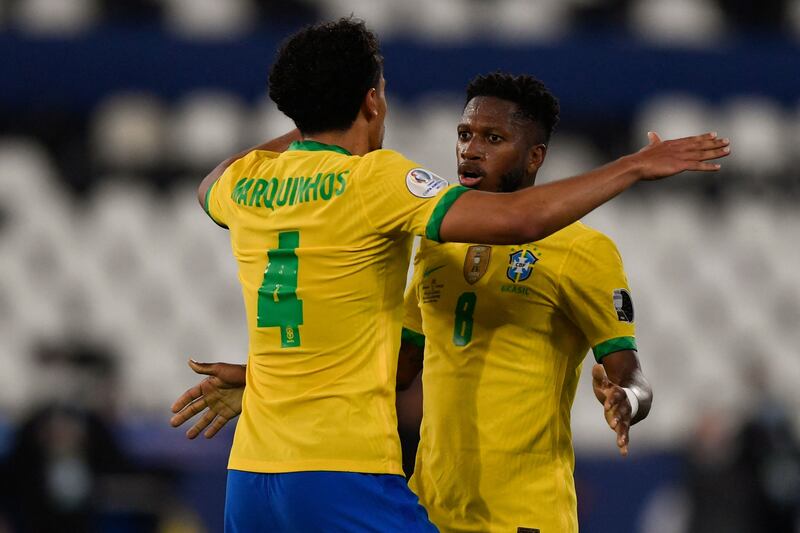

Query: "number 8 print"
left=453, top=292, right=477, bottom=346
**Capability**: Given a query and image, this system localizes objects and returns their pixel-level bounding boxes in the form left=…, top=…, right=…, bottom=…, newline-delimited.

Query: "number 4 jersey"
left=403, top=224, right=636, bottom=533
left=204, top=140, right=467, bottom=475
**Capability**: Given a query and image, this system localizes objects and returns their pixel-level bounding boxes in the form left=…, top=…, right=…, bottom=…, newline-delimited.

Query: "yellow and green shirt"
left=204, top=140, right=466, bottom=475
left=403, top=222, right=636, bottom=533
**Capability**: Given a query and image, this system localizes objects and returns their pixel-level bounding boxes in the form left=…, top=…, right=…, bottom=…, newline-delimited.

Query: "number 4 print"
left=257, top=231, right=303, bottom=348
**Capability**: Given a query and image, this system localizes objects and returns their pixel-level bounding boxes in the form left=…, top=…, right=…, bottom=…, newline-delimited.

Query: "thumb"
left=188, top=359, right=216, bottom=376
left=591, top=364, right=610, bottom=387
left=647, top=131, right=661, bottom=145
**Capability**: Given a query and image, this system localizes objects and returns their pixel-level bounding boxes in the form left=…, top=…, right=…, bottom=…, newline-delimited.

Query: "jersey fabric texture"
left=403, top=222, right=636, bottom=533
left=224, top=470, right=438, bottom=533
left=204, top=140, right=467, bottom=475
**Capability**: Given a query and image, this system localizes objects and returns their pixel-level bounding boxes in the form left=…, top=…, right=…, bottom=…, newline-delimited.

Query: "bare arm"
left=196, top=129, right=302, bottom=208
left=397, top=340, right=424, bottom=391
left=592, top=350, right=653, bottom=456
left=440, top=132, right=730, bottom=244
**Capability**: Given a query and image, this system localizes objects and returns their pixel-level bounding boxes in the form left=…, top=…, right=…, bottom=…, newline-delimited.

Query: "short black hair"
left=465, top=72, right=560, bottom=144
left=269, top=18, right=383, bottom=134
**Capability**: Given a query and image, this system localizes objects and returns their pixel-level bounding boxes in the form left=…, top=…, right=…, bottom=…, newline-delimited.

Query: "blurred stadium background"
left=1, top=0, right=799, bottom=531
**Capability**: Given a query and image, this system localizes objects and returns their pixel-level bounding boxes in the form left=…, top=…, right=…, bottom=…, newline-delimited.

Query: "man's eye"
left=458, top=132, right=471, bottom=141
left=488, top=135, right=502, bottom=143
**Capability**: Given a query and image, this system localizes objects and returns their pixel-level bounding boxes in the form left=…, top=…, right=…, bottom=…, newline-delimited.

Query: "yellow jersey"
left=403, top=222, right=636, bottom=533
left=204, top=140, right=467, bottom=475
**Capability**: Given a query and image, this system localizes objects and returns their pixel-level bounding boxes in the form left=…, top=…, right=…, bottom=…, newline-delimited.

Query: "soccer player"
left=397, top=72, right=652, bottom=532
left=172, top=17, right=728, bottom=532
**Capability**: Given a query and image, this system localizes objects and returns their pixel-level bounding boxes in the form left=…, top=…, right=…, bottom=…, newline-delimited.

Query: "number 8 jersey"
left=204, top=140, right=467, bottom=475
left=403, top=224, right=637, bottom=533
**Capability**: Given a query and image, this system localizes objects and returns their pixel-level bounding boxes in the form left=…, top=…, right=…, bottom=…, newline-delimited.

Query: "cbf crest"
left=507, top=249, right=537, bottom=283
left=463, top=245, right=492, bottom=284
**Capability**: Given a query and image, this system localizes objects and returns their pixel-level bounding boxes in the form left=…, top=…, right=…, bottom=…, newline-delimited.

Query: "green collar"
left=288, top=140, right=352, bottom=156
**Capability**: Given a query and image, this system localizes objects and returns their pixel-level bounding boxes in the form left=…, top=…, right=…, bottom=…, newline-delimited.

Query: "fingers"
left=604, top=386, right=628, bottom=414
left=616, top=421, right=630, bottom=457
left=601, top=386, right=632, bottom=456
left=204, top=414, right=231, bottom=439
left=170, top=395, right=208, bottom=427
left=591, top=363, right=610, bottom=386
left=187, top=408, right=218, bottom=439
left=647, top=131, right=662, bottom=145
left=188, top=359, right=216, bottom=376
left=171, top=384, right=203, bottom=414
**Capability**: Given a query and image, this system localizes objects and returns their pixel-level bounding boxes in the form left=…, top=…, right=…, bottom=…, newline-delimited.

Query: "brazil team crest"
left=506, top=249, right=537, bottom=283
left=463, top=245, right=491, bottom=284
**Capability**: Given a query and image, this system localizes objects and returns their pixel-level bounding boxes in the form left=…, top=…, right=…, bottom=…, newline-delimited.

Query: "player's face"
left=456, top=96, right=541, bottom=193
left=368, top=75, right=388, bottom=151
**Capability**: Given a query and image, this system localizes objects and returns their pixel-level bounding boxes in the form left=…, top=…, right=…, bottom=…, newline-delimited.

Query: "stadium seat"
left=90, top=92, right=167, bottom=172
left=246, top=96, right=298, bottom=148
left=162, top=0, right=255, bottom=38
left=790, top=0, right=800, bottom=38
left=11, top=0, right=98, bottom=35
left=320, top=0, right=398, bottom=36
left=0, top=137, right=59, bottom=206
left=719, top=97, right=789, bottom=177
left=409, top=0, right=474, bottom=42
left=168, top=91, right=247, bottom=170
left=633, top=93, right=716, bottom=147
left=492, top=0, right=571, bottom=42
left=629, top=0, right=725, bottom=46
left=538, top=134, right=604, bottom=185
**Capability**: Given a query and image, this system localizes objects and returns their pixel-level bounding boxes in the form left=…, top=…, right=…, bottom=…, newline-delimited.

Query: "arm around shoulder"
left=196, top=129, right=302, bottom=208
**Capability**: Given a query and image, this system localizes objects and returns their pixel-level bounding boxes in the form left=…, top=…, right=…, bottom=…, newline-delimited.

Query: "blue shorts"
left=224, top=470, right=438, bottom=532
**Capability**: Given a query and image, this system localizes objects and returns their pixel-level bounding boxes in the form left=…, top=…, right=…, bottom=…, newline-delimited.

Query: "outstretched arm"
left=439, top=132, right=730, bottom=244
left=592, top=350, right=653, bottom=456
left=170, top=360, right=247, bottom=439
left=196, top=129, right=302, bottom=208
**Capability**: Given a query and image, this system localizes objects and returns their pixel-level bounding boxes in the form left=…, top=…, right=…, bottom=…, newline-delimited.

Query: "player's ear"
left=527, top=143, right=547, bottom=174
left=362, top=88, right=380, bottom=121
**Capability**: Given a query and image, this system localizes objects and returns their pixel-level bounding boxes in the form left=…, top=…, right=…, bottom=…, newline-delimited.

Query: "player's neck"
left=303, top=127, right=371, bottom=157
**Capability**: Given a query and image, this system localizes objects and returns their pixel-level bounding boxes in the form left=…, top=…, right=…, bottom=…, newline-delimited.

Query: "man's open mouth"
left=458, top=170, right=483, bottom=188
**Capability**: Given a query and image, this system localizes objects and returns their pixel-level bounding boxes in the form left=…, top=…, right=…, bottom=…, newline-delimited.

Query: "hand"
left=592, top=364, right=632, bottom=456
left=170, top=360, right=246, bottom=439
left=631, top=131, right=730, bottom=181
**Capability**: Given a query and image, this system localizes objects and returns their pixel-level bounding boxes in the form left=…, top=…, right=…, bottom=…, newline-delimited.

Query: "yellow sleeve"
left=202, top=150, right=278, bottom=228
left=401, top=248, right=425, bottom=346
left=354, top=150, right=468, bottom=241
left=559, top=232, right=637, bottom=362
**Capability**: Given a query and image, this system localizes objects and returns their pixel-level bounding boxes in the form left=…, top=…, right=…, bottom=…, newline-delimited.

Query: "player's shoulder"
left=360, top=149, right=431, bottom=173
left=243, top=149, right=281, bottom=164
left=225, top=149, right=280, bottom=175
left=551, top=221, right=619, bottom=249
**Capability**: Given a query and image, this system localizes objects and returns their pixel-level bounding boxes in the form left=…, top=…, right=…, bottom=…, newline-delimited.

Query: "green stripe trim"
left=425, top=185, right=469, bottom=242
left=401, top=327, right=425, bottom=348
left=203, top=179, right=228, bottom=229
left=592, top=336, right=637, bottom=362
left=288, top=140, right=351, bottom=156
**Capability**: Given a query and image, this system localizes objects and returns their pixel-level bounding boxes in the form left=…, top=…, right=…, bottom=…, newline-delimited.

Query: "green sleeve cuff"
left=401, top=327, right=425, bottom=348
left=592, top=336, right=637, bottom=362
left=203, top=179, right=228, bottom=229
left=425, top=185, right=469, bottom=242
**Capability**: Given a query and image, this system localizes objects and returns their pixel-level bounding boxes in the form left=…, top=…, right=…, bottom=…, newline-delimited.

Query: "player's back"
left=204, top=140, right=464, bottom=475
